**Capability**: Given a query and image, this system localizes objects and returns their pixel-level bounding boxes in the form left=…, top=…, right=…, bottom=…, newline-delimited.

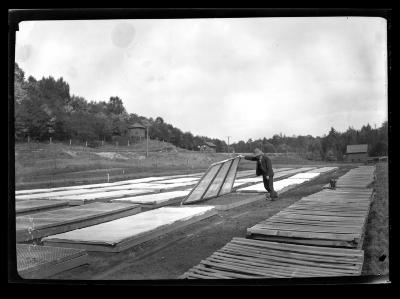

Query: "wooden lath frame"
left=181, top=156, right=241, bottom=205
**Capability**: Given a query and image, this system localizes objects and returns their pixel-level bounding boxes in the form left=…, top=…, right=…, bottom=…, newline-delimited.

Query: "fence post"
left=127, top=140, right=130, bottom=147
left=49, top=137, right=52, bottom=144
left=27, top=136, right=30, bottom=143
left=69, top=139, right=72, bottom=146
left=102, top=140, right=104, bottom=146
left=107, top=173, right=110, bottom=183
left=85, top=141, right=88, bottom=147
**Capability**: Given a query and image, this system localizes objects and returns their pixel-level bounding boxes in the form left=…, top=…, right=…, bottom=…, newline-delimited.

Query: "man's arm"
left=243, top=155, right=257, bottom=161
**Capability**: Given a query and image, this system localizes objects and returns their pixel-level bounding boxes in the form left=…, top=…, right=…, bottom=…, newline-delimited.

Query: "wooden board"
left=16, top=202, right=141, bottom=242
left=42, top=206, right=217, bottom=252
left=16, top=200, right=69, bottom=215
left=181, top=238, right=364, bottom=279
left=247, top=188, right=374, bottom=248
left=17, top=244, right=89, bottom=279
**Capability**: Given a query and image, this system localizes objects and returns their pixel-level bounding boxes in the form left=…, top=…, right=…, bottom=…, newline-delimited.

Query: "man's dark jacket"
left=244, top=154, right=274, bottom=177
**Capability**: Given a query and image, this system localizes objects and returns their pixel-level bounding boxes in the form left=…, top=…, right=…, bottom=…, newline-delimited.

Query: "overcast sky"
left=15, top=17, right=387, bottom=142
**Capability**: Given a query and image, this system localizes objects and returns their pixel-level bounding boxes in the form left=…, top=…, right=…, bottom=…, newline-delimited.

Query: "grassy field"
left=14, top=141, right=334, bottom=190
left=14, top=141, right=232, bottom=189
left=362, top=162, right=389, bottom=276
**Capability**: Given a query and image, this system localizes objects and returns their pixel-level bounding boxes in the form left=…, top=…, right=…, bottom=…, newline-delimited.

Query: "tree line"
left=230, top=123, right=388, bottom=161
left=14, top=63, right=387, bottom=160
left=13, top=63, right=227, bottom=150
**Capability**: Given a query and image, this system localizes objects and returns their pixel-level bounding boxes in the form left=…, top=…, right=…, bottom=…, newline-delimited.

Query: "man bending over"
left=242, top=148, right=278, bottom=200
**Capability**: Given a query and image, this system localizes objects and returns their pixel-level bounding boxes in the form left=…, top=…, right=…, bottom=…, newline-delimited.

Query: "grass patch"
left=362, top=162, right=389, bottom=276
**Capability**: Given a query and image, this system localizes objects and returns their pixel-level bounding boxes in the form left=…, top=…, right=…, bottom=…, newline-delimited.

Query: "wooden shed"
left=200, top=141, right=217, bottom=153
left=345, top=144, right=368, bottom=162
left=127, top=123, right=146, bottom=140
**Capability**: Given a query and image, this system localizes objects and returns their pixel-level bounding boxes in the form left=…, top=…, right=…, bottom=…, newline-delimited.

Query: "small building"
left=127, top=123, right=146, bottom=140
left=345, top=144, right=368, bottom=162
left=200, top=141, right=217, bottom=152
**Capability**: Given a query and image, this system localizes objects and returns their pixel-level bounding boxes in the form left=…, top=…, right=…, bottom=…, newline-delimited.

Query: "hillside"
left=14, top=140, right=233, bottom=189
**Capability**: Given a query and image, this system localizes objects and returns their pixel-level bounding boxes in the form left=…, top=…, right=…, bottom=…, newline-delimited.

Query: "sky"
left=15, top=17, right=388, bottom=143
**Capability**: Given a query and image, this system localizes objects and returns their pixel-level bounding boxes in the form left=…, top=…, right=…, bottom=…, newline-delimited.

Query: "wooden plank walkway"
left=181, top=238, right=364, bottom=279
left=16, top=202, right=141, bottom=242
left=17, top=244, right=89, bottom=279
left=181, top=166, right=374, bottom=279
left=246, top=187, right=374, bottom=248
left=333, top=166, right=375, bottom=188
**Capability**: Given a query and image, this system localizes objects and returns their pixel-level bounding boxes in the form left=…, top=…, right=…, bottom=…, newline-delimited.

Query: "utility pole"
left=226, top=136, right=231, bottom=153
left=146, top=125, right=149, bottom=157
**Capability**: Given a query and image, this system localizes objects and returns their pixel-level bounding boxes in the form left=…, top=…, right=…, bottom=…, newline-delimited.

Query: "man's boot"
left=270, top=191, right=279, bottom=200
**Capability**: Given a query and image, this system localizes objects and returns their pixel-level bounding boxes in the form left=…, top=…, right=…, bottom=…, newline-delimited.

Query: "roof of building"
left=128, top=122, right=146, bottom=129
left=203, top=141, right=216, bottom=147
left=346, top=144, right=368, bottom=154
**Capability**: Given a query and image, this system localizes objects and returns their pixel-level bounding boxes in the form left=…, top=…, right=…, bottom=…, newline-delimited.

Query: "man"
left=241, top=148, right=278, bottom=200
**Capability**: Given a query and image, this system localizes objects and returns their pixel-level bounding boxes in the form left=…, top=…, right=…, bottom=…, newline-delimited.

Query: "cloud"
left=15, top=17, right=387, bottom=141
